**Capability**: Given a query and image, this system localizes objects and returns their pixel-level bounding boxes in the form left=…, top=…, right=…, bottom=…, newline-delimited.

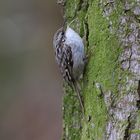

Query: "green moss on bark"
left=81, top=0, right=122, bottom=139
left=63, top=0, right=122, bottom=139
left=62, top=0, right=139, bottom=140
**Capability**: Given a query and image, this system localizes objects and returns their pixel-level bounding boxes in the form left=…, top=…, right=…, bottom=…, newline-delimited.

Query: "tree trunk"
left=62, top=0, right=140, bottom=139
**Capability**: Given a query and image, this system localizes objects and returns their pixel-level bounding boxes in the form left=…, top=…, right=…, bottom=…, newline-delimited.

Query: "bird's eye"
left=61, top=31, right=64, bottom=36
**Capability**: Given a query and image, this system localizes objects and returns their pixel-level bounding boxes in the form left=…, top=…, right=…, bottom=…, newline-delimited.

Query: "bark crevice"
left=137, top=80, right=140, bottom=109
left=124, top=115, right=131, bottom=140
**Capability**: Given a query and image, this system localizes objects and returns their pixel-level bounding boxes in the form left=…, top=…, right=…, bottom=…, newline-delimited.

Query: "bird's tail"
left=72, top=81, right=85, bottom=115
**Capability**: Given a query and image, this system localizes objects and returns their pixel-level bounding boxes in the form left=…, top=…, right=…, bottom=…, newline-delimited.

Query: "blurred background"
left=0, top=0, right=63, bottom=140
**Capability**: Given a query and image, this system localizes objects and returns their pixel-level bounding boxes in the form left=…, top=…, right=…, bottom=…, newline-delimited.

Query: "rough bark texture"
left=61, top=0, right=140, bottom=140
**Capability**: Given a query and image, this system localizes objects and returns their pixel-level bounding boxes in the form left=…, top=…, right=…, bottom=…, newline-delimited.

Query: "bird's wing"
left=59, top=44, right=74, bottom=85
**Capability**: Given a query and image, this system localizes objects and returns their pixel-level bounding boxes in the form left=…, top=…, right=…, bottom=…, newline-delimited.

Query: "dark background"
left=0, top=0, right=63, bottom=140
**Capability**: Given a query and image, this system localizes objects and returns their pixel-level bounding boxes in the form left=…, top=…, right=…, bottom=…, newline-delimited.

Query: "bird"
left=53, top=23, right=86, bottom=114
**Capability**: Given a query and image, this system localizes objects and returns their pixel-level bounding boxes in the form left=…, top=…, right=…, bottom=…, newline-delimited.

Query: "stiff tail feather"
left=72, top=81, right=85, bottom=116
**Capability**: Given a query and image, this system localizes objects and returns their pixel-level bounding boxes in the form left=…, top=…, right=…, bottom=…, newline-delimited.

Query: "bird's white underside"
left=65, top=27, right=84, bottom=51
left=65, top=27, right=85, bottom=79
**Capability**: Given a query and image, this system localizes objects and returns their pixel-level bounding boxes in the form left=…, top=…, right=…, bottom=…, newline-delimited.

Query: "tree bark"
left=62, top=0, right=140, bottom=139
